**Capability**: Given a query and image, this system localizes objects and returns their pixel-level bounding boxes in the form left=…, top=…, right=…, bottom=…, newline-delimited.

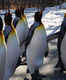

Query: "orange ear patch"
left=36, top=24, right=45, bottom=30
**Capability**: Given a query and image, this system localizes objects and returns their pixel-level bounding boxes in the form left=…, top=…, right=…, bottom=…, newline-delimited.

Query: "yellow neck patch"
left=36, top=24, right=45, bottom=30
left=10, top=23, right=16, bottom=36
left=18, top=15, right=26, bottom=24
left=0, top=31, right=5, bottom=45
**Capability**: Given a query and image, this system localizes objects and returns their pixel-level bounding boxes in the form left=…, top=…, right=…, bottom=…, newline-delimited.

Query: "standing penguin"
left=4, top=12, right=12, bottom=43
left=24, top=11, right=48, bottom=80
left=58, top=13, right=66, bottom=71
left=15, top=7, right=29, bottom=66
left=3, top=12, right=20, bottom=80
left=16, top=7, right=29, bottom=53
left=55, top=13, right=66, bottom=71
left=0, top=17, right=7, bottom=80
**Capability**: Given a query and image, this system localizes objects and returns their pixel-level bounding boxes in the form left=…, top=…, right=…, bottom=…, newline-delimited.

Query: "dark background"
left=0, top=0, right=65, bottom=9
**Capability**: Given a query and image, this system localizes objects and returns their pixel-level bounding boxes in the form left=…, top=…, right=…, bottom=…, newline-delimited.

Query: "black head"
left=0, top=17, right=3, bottom=31
left=4, top=12, right=12, bottom=26
left=20, top=7, right=24, bottom=16
left=34, top=11, right=42, bottom=22
left=15, top=8, right=21, bottom=17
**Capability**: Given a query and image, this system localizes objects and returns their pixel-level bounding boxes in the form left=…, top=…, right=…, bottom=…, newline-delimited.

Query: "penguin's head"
left=34, top=11, right=42, bottom=23
left=0, top=17, right=3, bottom=31
left=20, top=7, right=24, bottom=16
left=64, top=13, right=66, bottom=17
left=15, top=8, right=21, bottom=18
left=4, top=12, right=12, bottom=26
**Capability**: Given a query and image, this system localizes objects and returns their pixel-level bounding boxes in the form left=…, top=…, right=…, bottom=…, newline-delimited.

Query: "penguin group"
left=3, top=11, right=20, bottom=80
left=0, top=8, right=48, bottom=80
left=0, top=7, right=66, bottom=80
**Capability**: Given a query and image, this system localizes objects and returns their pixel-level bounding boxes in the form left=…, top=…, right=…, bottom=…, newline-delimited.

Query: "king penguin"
left=0, top=17, right=7, bottom=80
left=24, top=11, right=48, bottom=80
left=15, top=8, right=29, bottom=57
left=60, top=13, right=66, bottom=69
left=3, top=12, right=20, bottom=80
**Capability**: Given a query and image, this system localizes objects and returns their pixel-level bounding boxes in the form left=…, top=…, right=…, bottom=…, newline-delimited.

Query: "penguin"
left=4, top=12, right=12, bottom=43
left=59, top=13, right=66, bottom=70
left=55, top=13, right=66, bottom=70
left=0, top=17, right=7, bottom=80
left=15, top=8, right=29, bottom=66
left=24, top=11, right=48, bottom=80
left=14, top=7, right=29, bottom=46
left=61, top=32, right=66, bottom=68
left=3, top=12, right=20, bottom=80
left=16, top=13, right=29, bottom=48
